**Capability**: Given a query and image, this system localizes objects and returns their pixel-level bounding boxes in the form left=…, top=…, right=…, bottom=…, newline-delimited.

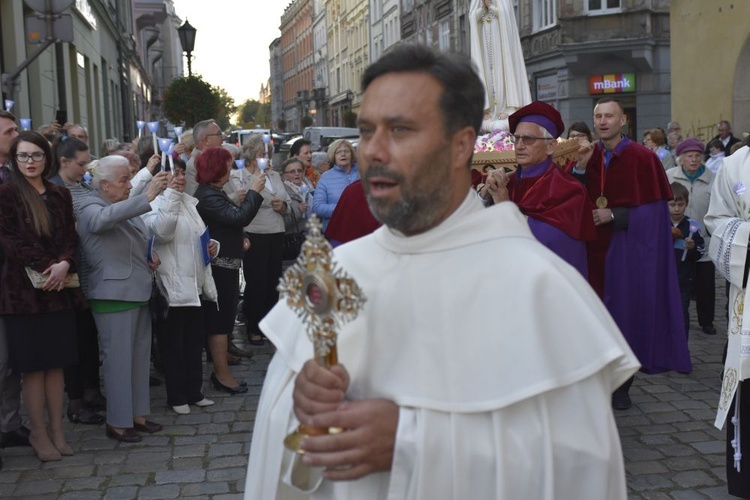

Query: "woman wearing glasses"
left=0, top=131, right=85, bottom=461
left=280, top=158, right=311, bottom=263
left=226, top=135, right=291, bottom=347
left=312, top=138, right=360, bottom=232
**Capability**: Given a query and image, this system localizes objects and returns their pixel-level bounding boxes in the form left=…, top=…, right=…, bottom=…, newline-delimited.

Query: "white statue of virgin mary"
left=469, top=0, right=532, bottom=131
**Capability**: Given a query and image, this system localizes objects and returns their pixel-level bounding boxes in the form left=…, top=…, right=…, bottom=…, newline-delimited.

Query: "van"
left=303, top=127, right=359, bottom=151
left=229, top=129, right=272, bottom=148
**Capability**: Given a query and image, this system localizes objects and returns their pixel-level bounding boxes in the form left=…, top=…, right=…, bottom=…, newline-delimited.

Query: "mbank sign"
left=589, top=73, right=636, bottom=94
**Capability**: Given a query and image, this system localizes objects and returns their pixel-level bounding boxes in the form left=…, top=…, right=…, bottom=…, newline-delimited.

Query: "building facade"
left=280, top=0, right=314, bottom=132
left=518, top=0, right=672, bottom=140
left=671, top=0, right=750, bottom=140
left=0, top=0, right=183, bottom=153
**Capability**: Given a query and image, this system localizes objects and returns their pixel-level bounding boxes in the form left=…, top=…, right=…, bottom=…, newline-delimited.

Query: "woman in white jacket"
left=142, top=159, right=219, bottom=414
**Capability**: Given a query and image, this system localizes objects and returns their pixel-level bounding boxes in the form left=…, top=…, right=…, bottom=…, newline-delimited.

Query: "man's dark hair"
left=361, top=44, right=484, bottom=136
left=0, top=110, right=16, bottom=121
left=595, top=97, right=625, bottom=113
left=290, top=138, right=311, bottom=157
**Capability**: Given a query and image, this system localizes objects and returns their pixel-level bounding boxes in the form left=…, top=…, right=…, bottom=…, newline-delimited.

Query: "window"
left=402, top=0, right=413, bottom=13
left=532, top=0, right=557, bottom=32
left=586, top=0, right=621, bottom=14
left=438, top=19, right=450, bottom=50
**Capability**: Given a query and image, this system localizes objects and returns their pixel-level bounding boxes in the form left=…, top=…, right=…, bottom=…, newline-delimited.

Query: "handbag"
left=25, top=267, right=80, bottom=289
left=282, top=204, right=306, bottom=261
left=149, top=275, right=169, bottom=323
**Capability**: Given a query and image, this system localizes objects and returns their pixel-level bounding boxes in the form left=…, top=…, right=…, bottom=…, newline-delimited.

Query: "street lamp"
left=177, top=19, right=197, bottom=77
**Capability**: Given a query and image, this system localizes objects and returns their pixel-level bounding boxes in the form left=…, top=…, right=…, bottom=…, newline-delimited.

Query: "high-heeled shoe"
left=29, top=432, right=61, bottom=462
left=211, top=373, right=248, bottom=395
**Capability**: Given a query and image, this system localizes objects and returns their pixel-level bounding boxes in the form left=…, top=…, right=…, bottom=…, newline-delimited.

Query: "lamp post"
left=177, top=19, right=197, bottom=77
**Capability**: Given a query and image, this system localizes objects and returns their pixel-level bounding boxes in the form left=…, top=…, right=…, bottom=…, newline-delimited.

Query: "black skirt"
left=203, top=265, right=239, bottom=336
left=5, top=309, right=78, bottom=373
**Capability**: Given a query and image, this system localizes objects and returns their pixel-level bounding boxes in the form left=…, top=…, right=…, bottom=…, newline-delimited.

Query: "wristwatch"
left=610, top=211, right=615, bottom=221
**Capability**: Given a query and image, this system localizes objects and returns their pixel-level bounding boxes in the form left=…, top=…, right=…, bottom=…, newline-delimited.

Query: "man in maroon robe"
left=571, top=97, right=691, bottom=410
left=482, top=101, right=595, bottom=277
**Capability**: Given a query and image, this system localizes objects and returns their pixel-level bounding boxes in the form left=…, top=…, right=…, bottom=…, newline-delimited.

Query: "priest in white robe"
left=244, top=44, right=639, bottom=500
left=703, top=144, right=750, bottom=497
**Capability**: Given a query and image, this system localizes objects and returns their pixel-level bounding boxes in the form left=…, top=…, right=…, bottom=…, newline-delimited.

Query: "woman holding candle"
left=77, top=156, right=169, bottom=442
left=194, top=147, right=264, bottom=393
left=227, top=135, right=291, bottom=346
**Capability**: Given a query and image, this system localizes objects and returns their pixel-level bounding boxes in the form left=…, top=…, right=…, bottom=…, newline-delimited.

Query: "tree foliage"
left=162, top=75, right=234, bottom=130
left=237, top=99, right=271, bottom=129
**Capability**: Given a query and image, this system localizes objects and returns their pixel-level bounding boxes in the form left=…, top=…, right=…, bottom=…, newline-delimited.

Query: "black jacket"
left=194, top=184, right=263, bottom=259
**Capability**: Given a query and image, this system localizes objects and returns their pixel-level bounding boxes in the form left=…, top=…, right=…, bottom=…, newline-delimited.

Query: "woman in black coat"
left=194, top=147, right=264, bottom=394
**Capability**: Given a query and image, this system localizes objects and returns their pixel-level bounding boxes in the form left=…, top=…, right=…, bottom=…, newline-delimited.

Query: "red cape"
left=507, top=161, right=597, bottom=241
left=325, top=180, right=382, bottom=245
left=576, top=136, right=675, bottom=297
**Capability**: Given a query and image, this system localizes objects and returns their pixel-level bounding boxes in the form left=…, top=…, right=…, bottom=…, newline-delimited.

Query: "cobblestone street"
left=0, top=291, right=739, bottom=499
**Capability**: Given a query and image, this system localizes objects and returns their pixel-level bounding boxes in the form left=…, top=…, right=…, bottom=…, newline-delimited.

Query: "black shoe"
left=0, top=426, right=31, bottom=448
left=84, top=392, right=107, bottom=412
left=67, top=407, right=106, bottom=425
left=149, top=376, right=161, bottom=387
left=702, top=325, right=718, bottom=336
left=612, top=392, right=632, bottom=411
left=106, top=425, right=142, bottom=443
left=211, top=373, right=248, bottom=395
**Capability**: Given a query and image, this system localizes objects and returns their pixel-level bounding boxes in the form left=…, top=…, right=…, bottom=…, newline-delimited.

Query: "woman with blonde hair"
left=312, top=138, right=359, bottom=231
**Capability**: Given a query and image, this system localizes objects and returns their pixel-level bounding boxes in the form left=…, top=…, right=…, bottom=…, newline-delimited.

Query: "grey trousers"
left=93, top=306, right=151, bottom=428
left=0, top=317, right=22, bottom=433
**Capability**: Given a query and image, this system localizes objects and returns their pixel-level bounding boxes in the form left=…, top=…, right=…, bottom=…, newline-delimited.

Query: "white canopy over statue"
left=470, top=0, right=532, bottom=132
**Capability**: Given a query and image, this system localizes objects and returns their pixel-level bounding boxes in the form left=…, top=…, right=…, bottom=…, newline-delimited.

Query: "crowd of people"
left=1, top=42, right=750, bottom=498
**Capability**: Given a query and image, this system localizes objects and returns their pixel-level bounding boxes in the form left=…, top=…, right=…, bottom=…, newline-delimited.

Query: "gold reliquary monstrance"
left=277, top=215, right=367, bottom=454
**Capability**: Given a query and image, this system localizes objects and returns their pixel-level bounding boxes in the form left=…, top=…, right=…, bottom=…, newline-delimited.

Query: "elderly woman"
left=666, top=138, right=717, bottom=336
left=48, top=137, right=106, bottom=426
left=280, top=157, right=311, bottom=262
left=0, top=131, right=85, bottom=461
left=312, top=138, right=359, bottom=231
left=311, top=151, right=331, bottom=176
left=112, top=150, right=160, bottom=197
left=142, top=159, right=219, bottom=414
left=77, top=155, right=169, bottom=443
left=227, top=135, right=291, bottom=347
left=194, top=147, right=264, bottom=393
left=290, top=138, right=318, bottom=188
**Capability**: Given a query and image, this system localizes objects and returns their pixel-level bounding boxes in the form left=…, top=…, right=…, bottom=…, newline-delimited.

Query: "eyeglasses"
left=568, top=132, right=587, bottom=139
left=511, top=135, right=554, bottom=146
left=284, top=169, right=303, bottom=174
left=206, top=133, right=223, bottom=138
left=335, top=149, right=351, bottom=155
left=16, top=152, right=45, bottom=163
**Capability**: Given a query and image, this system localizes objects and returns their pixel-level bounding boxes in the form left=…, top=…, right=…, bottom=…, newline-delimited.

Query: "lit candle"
left=136, top=120, right=146, bottom=138
left=158, top=137, right=172, bottom=172
left=148, top=121, right=159, bottom=152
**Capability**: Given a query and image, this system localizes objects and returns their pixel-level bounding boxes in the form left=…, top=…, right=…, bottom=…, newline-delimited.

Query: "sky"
left=172, top=1, right=288, bottom=105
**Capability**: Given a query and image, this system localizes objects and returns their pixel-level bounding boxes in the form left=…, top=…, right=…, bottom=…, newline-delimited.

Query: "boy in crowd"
left=669, top=182, right=705, bottom=335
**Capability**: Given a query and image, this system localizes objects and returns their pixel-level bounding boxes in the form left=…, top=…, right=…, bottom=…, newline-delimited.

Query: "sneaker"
left=194, top=398, right=215, bottom=407
left=172, top=404, right=190, bottom=415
